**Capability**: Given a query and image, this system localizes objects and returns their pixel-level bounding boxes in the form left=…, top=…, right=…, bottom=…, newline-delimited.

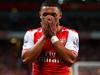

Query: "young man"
left=21, top=0, right=79, bottom=75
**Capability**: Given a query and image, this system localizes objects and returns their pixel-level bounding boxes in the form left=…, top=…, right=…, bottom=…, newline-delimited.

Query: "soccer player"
left=21, top=0, right=79, bottom=75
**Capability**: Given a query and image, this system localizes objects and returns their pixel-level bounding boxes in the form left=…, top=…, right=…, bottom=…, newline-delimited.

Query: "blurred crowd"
left=0, top=8, right=100, bottom=31
left=0, top=40, right=31, bottom=75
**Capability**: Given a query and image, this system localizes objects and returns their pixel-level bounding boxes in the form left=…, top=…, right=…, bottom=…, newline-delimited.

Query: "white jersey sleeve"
left=23, top=31, right=34, bottom=49
left=65, top=30, right=79, bottom=53
left=22, top=31, right=34, bottom=56
left=23, top=31, right=34, bottom=50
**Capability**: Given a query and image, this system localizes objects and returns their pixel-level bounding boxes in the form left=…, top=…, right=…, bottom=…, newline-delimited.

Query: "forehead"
left=40, top=6, right=60, bottom=13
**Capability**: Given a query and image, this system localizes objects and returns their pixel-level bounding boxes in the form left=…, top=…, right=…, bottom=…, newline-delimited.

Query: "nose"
left=46, top=15, right=54, bottom=21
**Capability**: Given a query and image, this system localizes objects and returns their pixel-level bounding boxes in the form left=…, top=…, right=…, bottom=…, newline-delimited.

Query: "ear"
left=39, top=11, right=42, bottom=19
left=59, top=12, right=62, bottom=19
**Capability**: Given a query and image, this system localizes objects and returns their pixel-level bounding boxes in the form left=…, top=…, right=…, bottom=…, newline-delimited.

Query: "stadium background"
left=0, top=0, right=100, bottom=75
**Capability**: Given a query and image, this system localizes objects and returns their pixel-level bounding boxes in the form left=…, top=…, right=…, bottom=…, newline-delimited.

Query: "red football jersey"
left=22, top=26, right=79, bottom=75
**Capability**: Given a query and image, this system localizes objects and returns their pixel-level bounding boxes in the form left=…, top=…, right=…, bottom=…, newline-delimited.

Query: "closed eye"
left=42, top=13, right=57, bottom=17
left=43, top=13, right=48, bottom=16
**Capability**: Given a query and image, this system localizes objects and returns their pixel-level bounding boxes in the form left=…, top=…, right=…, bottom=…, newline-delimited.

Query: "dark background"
left=0, top=0, right=100, bottom=75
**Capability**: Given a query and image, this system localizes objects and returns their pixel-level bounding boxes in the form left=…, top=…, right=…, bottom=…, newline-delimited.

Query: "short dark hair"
left=40, top=0, right=62, bottom=12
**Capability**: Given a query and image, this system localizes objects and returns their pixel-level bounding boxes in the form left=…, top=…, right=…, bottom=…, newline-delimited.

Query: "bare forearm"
left=52, top=41, right=76, bottom=66
left=22, top=35, right=46, bottom=64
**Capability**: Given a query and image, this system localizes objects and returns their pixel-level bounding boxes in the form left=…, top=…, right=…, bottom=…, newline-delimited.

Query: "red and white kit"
left=22, top=26, right=79, bottom=75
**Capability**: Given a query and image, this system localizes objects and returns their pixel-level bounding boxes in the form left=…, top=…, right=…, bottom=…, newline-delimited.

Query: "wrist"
left=51, top=36, right=59, bottom=44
